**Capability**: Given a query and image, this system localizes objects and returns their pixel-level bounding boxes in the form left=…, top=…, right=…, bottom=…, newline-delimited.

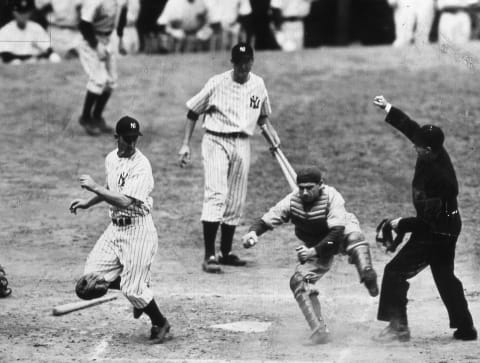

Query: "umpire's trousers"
left=377, top=217, right=474, bottom=330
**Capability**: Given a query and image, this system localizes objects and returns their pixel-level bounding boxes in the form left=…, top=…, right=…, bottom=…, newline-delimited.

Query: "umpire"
left=372, top=95, right=477, bottom=342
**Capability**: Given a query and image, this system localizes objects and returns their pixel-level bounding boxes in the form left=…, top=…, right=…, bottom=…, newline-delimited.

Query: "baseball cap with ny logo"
left=116, top=116, right=143, bottom=137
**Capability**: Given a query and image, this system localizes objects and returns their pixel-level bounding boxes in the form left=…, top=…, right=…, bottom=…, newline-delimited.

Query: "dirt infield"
left=0, top=43, right=479, bottom=362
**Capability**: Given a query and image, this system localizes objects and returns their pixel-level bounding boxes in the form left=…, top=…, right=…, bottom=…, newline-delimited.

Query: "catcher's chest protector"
left=290, top=194, right=329, bottom=243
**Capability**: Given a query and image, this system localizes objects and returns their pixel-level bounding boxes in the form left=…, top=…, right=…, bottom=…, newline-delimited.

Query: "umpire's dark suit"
left=377, top=106, right=474, bottom=332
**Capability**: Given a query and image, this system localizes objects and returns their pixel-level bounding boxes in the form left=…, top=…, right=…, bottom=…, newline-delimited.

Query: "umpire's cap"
left=116, top=116, right=143, bottom=137
left=413, top=124, right=444, bottom=151
left=12, top=0, right=34, bottom=13
left=231, top=42, right=254, bottom=63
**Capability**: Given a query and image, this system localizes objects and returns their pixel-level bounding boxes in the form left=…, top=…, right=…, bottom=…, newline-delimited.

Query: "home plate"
left=211, top=321, right=272, bottom=333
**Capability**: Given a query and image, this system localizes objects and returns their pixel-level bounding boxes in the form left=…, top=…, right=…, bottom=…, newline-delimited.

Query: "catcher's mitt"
left=0, top=265, right=11, bottom=298
left=375, top=219, right=405, bottom=253
left=75, top=273, right=109, bottom=300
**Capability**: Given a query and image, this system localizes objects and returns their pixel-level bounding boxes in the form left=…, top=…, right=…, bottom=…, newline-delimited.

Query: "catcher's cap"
left=12, top=0, right=34, bottom=13
left=231, top=42, right=254, bottom=63
left=297, top=166, right=322, bottom=184
left=413, top=124, right=444, bottom=151
left=116, top=116, right=142, bottom=137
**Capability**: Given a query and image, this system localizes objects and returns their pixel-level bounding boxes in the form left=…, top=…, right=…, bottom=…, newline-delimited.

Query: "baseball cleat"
left=373, top=324, right=410, bottom=343
left=310, top=328, right=330, bottom=345
left=150, top=320, right=171, bottom=344
left=202, top=256, right=222, bottom=273
left=133, top=307, right=143, bottom=319
left=363, top=268, right=379, bottom=297
left=218, top=253, right=246, bottom=266
left=79, top=116, right=101, bottom=136
left=453, top=326, right=477, bottom=341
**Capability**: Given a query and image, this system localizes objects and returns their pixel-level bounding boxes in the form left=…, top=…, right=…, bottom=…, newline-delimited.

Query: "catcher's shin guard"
left=290, top=273, right=327, bottom=341
left=347, top=241, right=379, bottom=297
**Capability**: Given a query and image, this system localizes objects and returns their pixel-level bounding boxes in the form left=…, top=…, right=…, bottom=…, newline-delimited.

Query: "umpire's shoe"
left=453, top=326, right=477, bottom=341
left=202, top=256, right=222, bottom=273
left=79, top=116, right=101, bottom=136
left=150, top=320, right=171, bottom=344
left=219, top=253, right=246, bottom=266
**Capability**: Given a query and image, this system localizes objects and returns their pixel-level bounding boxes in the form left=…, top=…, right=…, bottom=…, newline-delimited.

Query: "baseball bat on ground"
left=52, top=294, right=118, bottom=316
left=260, top=123, right=297, bottom=191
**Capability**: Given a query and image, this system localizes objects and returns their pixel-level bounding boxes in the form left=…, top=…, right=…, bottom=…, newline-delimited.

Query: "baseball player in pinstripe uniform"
left=77, top=0, right=128, bottom=136
left=241, top=166, right=378, bottom=344
left=70, top=116, right=170, bottom=343
left=178, top=42, right=280, bottom=273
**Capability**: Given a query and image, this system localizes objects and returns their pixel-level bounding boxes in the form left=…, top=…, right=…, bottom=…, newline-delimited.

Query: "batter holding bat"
left=69, top=116, right=170, bottom=343
left=242, top=166, right=379, bottom=344
left=178, top=42, right=280, bottom=274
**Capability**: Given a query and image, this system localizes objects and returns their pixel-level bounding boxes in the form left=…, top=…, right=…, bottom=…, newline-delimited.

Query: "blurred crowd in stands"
left=1, top=0, right=480, bottom=64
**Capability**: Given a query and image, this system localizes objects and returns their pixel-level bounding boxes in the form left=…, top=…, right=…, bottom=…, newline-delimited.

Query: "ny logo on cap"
left=239, top=46, right=246, bottom=52
left=130, top=122, right=136, bottom=129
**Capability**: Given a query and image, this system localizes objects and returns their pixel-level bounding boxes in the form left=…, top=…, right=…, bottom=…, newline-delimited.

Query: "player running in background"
left=77, top=0, right=128, bottom=136
left=178, top=42, right=280, bottom=274
left=242, top=166, right=379, bottom=344
left=70, top=116, right=170, bottom=343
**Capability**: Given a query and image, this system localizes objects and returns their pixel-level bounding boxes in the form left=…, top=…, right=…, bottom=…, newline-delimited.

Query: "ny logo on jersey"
left=118, top=172, right=128, bottom=188
left=250, top=95, right=260, bottom=109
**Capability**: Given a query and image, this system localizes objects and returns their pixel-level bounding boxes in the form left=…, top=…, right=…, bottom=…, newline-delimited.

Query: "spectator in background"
left=388, top=0, right=436, bottom=47
left=113, top=0, right=141, bottom=54
left=157, top=0, right=212, bottom=53
left=35, top=0, right=82, bottom=59
left=205, top=0, right=251, bottom=51
left=248, top=0, right=279, bottom=50
left=271, top=0, right=316, bottom=51
left=136, top=0, right=167, bottom=53
left=437, top=0, right=477, bottom=44
left=0, top=0, right=61, bottom=64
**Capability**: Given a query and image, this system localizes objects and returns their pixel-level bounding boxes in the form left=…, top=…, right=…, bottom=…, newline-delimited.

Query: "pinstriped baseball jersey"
left=186, top=70, right=271, bottom=135
left=81, top=0, right=125, bottom=35
left=105, top=149, right=153, bottom=218
left=84, top=147, right=158, bottom=309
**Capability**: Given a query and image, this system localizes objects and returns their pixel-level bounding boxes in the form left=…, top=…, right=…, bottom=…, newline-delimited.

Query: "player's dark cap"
left=116, top=116, right=143, bottom=137
left=413, top=124, right=444, bottom=151
left=231, top=42, right=254, bottom=63
left=11, top=0, right=34, bottom=13
left=297, top=166, right=322, bottom=184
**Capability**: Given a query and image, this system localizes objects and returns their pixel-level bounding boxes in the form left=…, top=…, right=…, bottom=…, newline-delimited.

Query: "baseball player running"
left=242, top=166, right=378, bottom=344
left=70, top=116, right=170, bottom=343
left=77, top=0, right=128, bottom=136
left=178, top=42, right=280, bottom=273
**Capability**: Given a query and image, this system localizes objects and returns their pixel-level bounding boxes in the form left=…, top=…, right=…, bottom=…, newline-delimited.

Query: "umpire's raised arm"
left=373, top=95, right=421, bottom=143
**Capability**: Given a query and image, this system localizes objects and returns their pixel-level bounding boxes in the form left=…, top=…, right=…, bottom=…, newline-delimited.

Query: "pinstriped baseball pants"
left=200, top=133, right=251, bottom=225
left=84, top=215, right=158, bottom=309
left=77, top=39, right=117, bottom=95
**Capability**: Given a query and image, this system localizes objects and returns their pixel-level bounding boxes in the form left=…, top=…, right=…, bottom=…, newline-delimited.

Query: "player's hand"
left=242, top=231, right=258, bottom=249
left=296, top=245, right=316, bottom=263
left=79, top=174, right=98, bottom=192
left=178, top=144, right=191, bottom=168
left=373, top=95, right=389, bottom=109
left=69, top=199, right=89, bottom=214
left=96, top=43, right=108, bottom=60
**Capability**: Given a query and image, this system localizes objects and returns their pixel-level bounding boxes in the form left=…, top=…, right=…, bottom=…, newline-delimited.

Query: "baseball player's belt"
left=206, top=130, right=248, bottom=139
left=112, top=217, right=132, bottom=227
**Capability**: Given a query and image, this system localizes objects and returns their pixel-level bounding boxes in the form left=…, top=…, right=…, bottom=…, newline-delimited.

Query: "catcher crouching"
left=242, top=166, right=378, bottom=344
